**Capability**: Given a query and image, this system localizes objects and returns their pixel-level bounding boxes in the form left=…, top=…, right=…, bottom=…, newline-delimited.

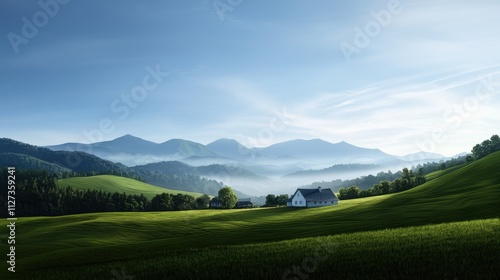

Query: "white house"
left=287, top=186, right=339, bottom=208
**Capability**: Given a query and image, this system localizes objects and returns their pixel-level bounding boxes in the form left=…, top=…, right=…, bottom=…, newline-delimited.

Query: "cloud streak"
left=274, top=66, right=500, bottom=155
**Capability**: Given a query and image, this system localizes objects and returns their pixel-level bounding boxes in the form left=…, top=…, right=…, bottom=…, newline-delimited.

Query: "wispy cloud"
left=205, top=76, right=279, bottom=114
left=274, top=67, right=500, bottom=155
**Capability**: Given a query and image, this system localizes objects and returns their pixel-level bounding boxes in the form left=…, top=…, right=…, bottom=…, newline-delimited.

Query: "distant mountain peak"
left=208, top=138, right=244, bottom=146
left=254, top=138, right=393, bottom=163
left=120, top=134, right=137, bottom=139
left=279, top=138, right=338, bottom=145
left=112, top=134, right=145, bottom=141
left=99, top=135, right=158, bottom=148
left=206, top=138, right=260, bottom=162
left=164, top=138, right=193, bottom=143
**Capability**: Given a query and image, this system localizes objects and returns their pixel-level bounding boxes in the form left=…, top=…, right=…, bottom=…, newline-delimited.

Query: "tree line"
left=337, top=134, right=500, bottom=200
left=413, top=134, right=499, bottom=175
left=0, top=169, right=212, bottom=217
left=56, top=169, right=147, bottom=182
left=471, top=134, right=500, bottom=160
left=415, top=155, right=469, bottom=175
left=338, top=167, right=426, bottom=200
left=139, top=170, right=223, bottom=196
left=264, top=194, right=289, bottom=207
left=302, top=170, right=402, bottom=192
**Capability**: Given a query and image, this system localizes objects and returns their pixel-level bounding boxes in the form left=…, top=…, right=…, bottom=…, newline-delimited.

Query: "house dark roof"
left=295, top=188, right=338, bottom=202
left=236, top=198, right=253, bottom=207
left=236, top=201, right=253, bottom=206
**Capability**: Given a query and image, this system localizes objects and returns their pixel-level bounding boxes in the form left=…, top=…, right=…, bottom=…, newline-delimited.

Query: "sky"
left=1, top=0, right=500, bottom=157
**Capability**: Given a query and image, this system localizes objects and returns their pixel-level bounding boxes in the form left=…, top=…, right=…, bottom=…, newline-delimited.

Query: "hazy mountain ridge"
left=47, top=135, right=439, bottom=168
left=1, top=138, right=129, bottom=174
left=42, top=135, right=451, bottom=195
left=132, top=161, right=263, bottom=179
left=47, top=134, right=217, bottom=164
left=253, top=139, right=392, bottom=164
left=133, top=161, right=197, bottom=174
left=0, top=138, right=229, bottom=197
left=283, top=163, right=382, bottom=180
left=206, top=138, right=264, bottom=162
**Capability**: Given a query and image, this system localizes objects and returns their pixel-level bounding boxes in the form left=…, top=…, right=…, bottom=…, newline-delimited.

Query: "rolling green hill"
left=12, top=218, right=498, bottom=279
left=2, top=151, right=499, bottom=279
left=57, top=175, right=206, bottom=199
left=425, top=162, right=467, bottom=181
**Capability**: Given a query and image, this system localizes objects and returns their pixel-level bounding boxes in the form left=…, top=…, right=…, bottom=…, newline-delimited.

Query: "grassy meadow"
left=17, top=218, right=499, bottom=279
left=57, top=175, right=206, bottom=199
left=1, top=152, right=499, bottom=279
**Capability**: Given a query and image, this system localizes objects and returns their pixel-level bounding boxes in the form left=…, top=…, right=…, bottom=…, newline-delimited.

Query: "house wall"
left=307, top=200, right=338, bottom=208
left=291, top=191, right=307, bottom=207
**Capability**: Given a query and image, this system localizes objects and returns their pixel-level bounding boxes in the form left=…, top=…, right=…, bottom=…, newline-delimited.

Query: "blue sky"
left=1, top=0, right=500, bottom=156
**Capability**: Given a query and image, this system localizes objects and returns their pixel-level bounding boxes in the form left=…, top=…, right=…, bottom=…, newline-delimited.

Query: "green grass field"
left=15, top=218, right=499, bottom=280
left=425, top=162, right=467, bottom=181
left=2, top=152, right=499, bottom=279
left=57, top=175, right=205, bottom=199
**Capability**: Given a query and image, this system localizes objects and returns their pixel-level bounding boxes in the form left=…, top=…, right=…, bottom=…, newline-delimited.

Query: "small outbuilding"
left=236, top=198, right=253, bottom=208
left=210, top=197, right=254, bottom=208
left=209, top=197, right=222, bottom=208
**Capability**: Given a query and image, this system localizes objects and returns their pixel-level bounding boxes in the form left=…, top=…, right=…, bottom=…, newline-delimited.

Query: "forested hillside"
left=0, top=138, right=225, bottom=196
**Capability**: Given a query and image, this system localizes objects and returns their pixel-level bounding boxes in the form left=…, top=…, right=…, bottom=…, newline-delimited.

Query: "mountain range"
left=47, top=135, right=218, bottom=165
left=0, top=135, right=453, bottom=196
left=42, top=134, right=453, bottom=195
left=47, top=134, right=441, bottom=168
